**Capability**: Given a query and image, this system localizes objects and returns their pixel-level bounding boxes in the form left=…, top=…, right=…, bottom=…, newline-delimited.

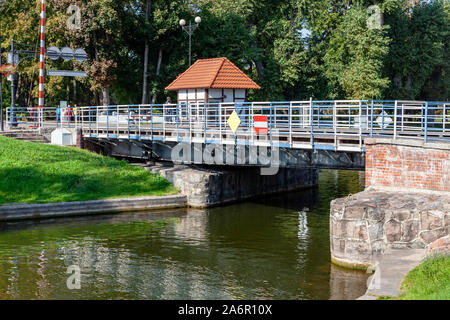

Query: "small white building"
left=165, top=57, right=260, bottom=105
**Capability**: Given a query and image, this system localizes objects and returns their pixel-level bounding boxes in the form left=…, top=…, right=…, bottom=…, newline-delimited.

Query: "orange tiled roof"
left=165, top=57, right=261, bottom=90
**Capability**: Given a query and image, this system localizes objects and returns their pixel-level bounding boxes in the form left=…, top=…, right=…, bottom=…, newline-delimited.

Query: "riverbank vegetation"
left=0, top=136, right=178, bottom=205
left=398, top=255, right=450, bottom=300
left=1, top=0, right=449, bottom=107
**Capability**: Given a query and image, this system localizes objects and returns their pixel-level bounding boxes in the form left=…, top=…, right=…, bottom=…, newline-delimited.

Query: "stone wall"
left=141, top=163, right=319, bottom=207
left=365, top=138, right=450, bottom=193
left=330, top=190, right=450, bottom=269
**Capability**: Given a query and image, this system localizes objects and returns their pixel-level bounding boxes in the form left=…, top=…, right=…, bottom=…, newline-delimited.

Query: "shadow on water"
left=0, top=170, right=369, bottom=300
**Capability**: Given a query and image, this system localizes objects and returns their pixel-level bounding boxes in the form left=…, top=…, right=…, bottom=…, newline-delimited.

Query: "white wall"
left=235, top=89, right=246, bottom=99
left=208, top=89, right=222, bottom=100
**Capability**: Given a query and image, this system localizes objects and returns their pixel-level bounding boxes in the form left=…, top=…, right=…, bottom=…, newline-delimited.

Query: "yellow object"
left=227, top=110, right=241, bottom=133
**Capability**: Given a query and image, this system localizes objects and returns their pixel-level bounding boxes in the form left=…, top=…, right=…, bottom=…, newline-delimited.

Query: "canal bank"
left=0, top=170, right=369, bottom=300
left=0, top=163, right=318, bottom=221
left=0, top=135, right=318, bottom=221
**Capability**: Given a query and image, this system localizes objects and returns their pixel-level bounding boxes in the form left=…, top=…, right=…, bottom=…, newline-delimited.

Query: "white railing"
left=5, top=100, right=450, bottom=151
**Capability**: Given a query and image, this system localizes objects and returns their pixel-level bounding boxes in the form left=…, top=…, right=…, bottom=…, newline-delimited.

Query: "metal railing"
left=5, top=100, right=450, bottom=151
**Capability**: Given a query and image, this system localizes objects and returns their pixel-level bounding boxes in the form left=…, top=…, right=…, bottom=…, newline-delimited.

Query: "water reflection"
left=0, top=170, right=368, bottom=300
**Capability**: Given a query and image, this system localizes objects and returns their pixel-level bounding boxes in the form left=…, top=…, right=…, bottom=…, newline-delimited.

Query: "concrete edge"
left=364, top=138, right=450, bottom=151
left=356, top=249, right=428, bottom=300
left=0, top=194, right=187, bottom=222
left=331, top=256, right=372, bottom=271
left=366, top=186, right=450, bottom=197
left=188, top=183, right=318, bottom=208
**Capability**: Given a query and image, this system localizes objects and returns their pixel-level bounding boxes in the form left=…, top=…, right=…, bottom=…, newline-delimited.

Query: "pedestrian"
left=56, top=105, right=61, bottom=127
left=165, top=97, right=175, bottom=123
left=67, top=104, right=72, bottom=126
left=73, top=104, right=78, bottom=123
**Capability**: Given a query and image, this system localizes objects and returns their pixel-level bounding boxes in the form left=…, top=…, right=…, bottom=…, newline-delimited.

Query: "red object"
left=38, top=0, right=46, bottom=117
left=254, top=115, right=268, bottom=134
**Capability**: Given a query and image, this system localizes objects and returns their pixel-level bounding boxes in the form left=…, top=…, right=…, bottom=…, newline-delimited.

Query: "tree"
left=324, top=4, right=390, bottom=99
left=383, top=0, right=450, bottom=100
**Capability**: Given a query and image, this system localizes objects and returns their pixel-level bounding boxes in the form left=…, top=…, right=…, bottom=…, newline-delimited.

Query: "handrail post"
left=127, top=105, right=130, bottom=140
left=89, top=106, right=92, bottom=136
left=139, top=105, right=142, bottom=140
left=334, top=101, right=337, bottom=149
left=424, top=102, right=429, bottom=143
left=401, top=102, right=404, bottom=132
left=310, top=97, right=314, bottom=148
left=163, top=103, right=166, bottom=140
left=176, top=103, right=179, bottom=142
left=289, top=101, right=292, bottom=146
left=394, top=100, right=398, bottom=140
left=189, top=103, right=192, bottom=143
left=219, top=103, right=222, bottom=143
left=106, top=105, right=109, bottom=138
left=269, top=102, right=273, bottom=145
left=96, top=106, right=99, bottom=136
left=250, top=102, right=254, bottom=145
left=359, top=100, right=362, bottom=150
left=149, top=104, right=151, bottom=141
left=370, top=100, right=374, bottom=137
left=444, top=103, right=447, bottom=133
left=203, top=101, right=207, bottom=142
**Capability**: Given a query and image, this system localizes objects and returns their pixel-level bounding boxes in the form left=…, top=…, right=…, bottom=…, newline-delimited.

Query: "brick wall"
left=365, top=138, right=450, bottom=193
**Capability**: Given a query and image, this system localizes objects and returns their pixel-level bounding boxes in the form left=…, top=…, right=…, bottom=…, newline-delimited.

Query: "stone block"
left=344, top=240, right=372, bottom=260
left=410, top=238, right=426, bottom=249
left=368, top=222, right=383, bottom=241
left=393, top=211, right=411, bottom=221
left=331, top=238, right=346, bottom=255
left=401, top=220, right=420, bottom=242
left=385, top=219, right=401, bottom=242
left=421, top=212, right=443, bottom=230
left=344, top=206, right=365, bottom=219
left=420, top=227, right=448, bottom=244
left=366, top=207, right=384, bottom=222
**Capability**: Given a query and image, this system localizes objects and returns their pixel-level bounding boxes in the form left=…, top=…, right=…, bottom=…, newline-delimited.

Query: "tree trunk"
left=102, top=87, right=110, bottom=106
left=73, top=79, right=77, bottom=105
left=151, top=47, right=163, bottom=104
left=141, top=0, right=152, bottom=104
left=251, top=42, right=264, bottom=80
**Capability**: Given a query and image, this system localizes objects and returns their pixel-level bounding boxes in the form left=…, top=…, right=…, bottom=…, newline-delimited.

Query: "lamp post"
left=179, top=16, right=201, bottom=66
left=7, top=39, right=39, bottom=127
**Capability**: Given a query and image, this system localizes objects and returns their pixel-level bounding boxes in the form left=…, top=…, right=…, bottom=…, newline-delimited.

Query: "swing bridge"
left=4, top=100, right=450, bottom=170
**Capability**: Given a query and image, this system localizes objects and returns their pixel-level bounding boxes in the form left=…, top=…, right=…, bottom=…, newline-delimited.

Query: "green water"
left=0, top=170, right=368, bottom=300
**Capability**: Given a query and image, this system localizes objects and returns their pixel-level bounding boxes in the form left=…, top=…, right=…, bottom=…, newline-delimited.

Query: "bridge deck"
left=5, top=100, right=450, bottom=153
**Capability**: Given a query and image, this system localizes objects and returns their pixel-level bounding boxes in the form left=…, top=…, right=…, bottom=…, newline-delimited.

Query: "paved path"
left=357, top=248, right=427, bottom=300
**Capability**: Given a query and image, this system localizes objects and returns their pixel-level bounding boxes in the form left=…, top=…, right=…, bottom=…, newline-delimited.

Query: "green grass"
left=398, top=255, right=450, bottom=300
left=0, top=136, right=178, bottom=205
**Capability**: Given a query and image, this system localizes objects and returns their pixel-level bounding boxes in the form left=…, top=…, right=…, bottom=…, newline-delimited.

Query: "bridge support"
left=82, top=138, right=365, bottom=171
left=330, top=138, right=450, bottom=269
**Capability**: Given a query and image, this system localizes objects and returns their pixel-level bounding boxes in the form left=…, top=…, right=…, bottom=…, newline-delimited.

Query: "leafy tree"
left=324, top=4, right=390, bottom=99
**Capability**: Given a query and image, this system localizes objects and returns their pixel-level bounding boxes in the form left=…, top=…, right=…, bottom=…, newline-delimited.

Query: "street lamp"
left=179, top=16, right=201, bottom=66
left=7, top=39, right=37, bottom=127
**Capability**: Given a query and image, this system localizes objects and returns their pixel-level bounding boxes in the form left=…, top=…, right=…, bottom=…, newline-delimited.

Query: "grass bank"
left=0, top=136, right=178, bottom=205
left=398, top=255, right=450, bottom=300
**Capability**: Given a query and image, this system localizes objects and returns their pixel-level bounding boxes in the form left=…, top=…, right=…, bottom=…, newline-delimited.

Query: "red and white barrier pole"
left=38, top=0, right=46, bottom=127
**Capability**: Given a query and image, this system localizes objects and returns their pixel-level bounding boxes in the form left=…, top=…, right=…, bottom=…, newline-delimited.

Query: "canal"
left=0, top=170, right=368, bottom=300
